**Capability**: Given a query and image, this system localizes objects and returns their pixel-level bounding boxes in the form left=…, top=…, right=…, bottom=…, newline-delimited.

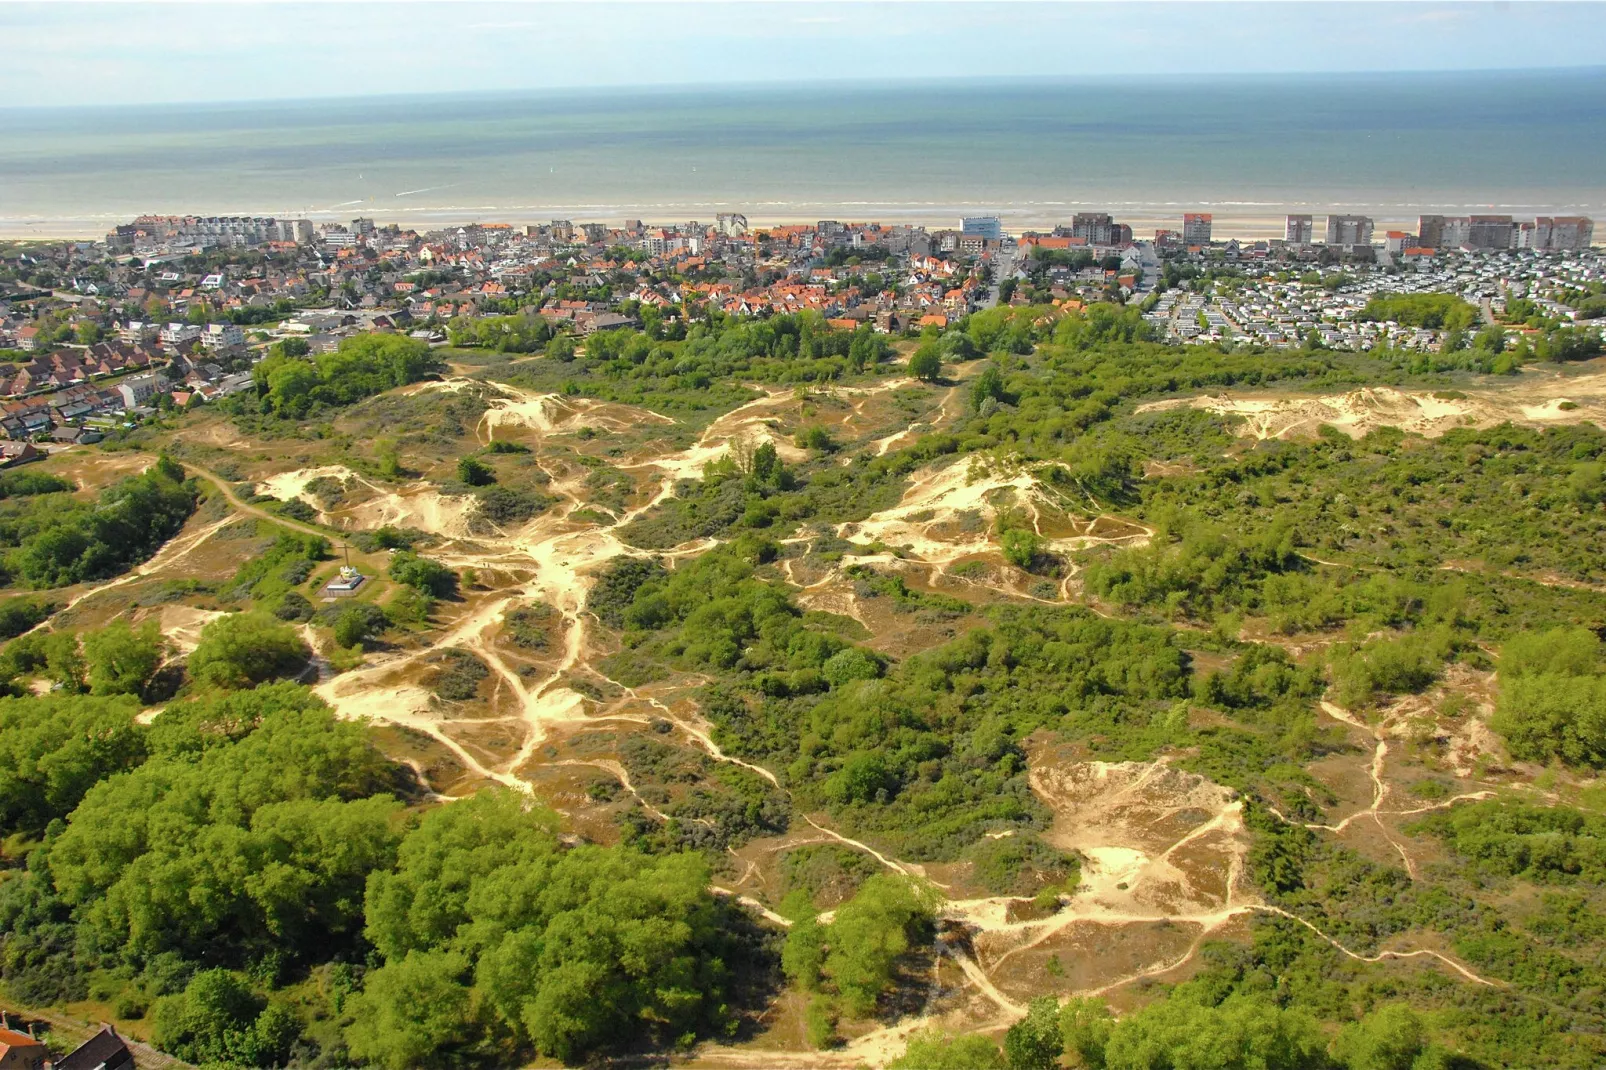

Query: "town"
left=0, top=207, right=1598, bottom=453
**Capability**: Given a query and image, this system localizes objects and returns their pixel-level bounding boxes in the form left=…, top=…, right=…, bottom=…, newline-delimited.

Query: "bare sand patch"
left=1137, top=366, right=1606, bottom=441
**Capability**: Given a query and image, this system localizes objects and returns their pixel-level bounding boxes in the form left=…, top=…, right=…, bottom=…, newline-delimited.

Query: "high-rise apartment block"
left=1058, top=212, right=1132, bottom=246
left=1535, top=217, right=1595, bottom=251
left=1467, top=215, right=1514, bottom=251
left=1325, top=215, right=1374, bottom=248
left=960, top=216, right=1003, bottom=242
left=1182, top=213, right=1212, bottom=245
left=1284, top=215, right=1313, bottom=244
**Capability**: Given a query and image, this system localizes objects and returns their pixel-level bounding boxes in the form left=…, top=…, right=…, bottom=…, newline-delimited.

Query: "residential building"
left=117, top=316, right=155, bottom=342
left=1064, top=213, right=1131, bottom=246
left=1384, top=231, right=1412, bottom=254
left=117, top=372, right=160, bottom=409
left=111, top=215, right=280, bottom=248
left=957, top=232, right=994, bottom=255
left=275, top=218, right=315, bottom=244
left=1535, top=216, right=1595, bottom=251
left=1418, top=215, right=1470, bottom=250
left=160, top=322, right=201, bottom=345
left=1467, top=215, right=1514, bottom=251
left=51, top=1024, right=135, bottom=1070
left=1285, top=215, right=1314, bottom=244
left=960, top=216, right=1003, bottom=242
left=320, top=226, right=356, bottom=248
left=0, top=1024, right=46, bottom=1070
left=1182, top=213, right=1213, bottom=245
left=1325, top=215, right=1374, bottom=248
left=0, top=443, right=40, bottom=466
left=203, top=322, right=245, bottom=349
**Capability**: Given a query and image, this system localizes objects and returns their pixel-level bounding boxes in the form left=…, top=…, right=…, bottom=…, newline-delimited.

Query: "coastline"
left=5, top=206, right=1595, bottom=244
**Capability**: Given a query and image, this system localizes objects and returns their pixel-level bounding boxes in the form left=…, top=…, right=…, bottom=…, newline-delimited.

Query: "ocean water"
left=1, top=69, right=1603, bottom=238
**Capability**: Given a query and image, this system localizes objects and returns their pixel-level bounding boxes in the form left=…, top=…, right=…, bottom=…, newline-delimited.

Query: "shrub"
left=456, top=457, right=495, bottom=486
left=388, top=553, right=456, bottom=598
left=186, top=614, right=310, bottom=690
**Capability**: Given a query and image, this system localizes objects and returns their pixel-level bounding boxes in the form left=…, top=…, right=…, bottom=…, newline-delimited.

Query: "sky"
left=3, top=1, right=1605, bottom=109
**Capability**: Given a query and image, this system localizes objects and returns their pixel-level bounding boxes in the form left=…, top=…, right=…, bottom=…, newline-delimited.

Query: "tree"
left=822, top=648, right=881, bottom=688
left=1491, top=626, right=1606, bottom=767
left=0, top=598, right=53, bottom=640
left=822, top=874, right=934, bottom=1017
left=47, top=690, right=398, bottom=966
left=1001, top=528, right=1043, bottom=571
left=1005, top=997, right=1064, bottom=1070
left=82, top=619, right=167, bottom=699
left=797, top=426, right=837, bottom=453
left=1331, top=1004, right=1427, bottom=1070
left=457, top=456, right=495, bottom=486
left=545, top=334, right=576, bottom=362
left=890, top=1029, right=1007, bottom=1069
left=10, top=466, right=196, bottom=589
left=333, top=603, right=386, bottom=649
left=1060, top=997, right=1114, bottom=1069
left=780, top=890, right=826, bottom=990
left=909, top=344, right=943, bottom=382
left=186, top=613, right=310, bottom=689
left=343, top=951, right=475, bottom=1070
left=971, top=362, right=1007, bottom=411
left=0, top=692, right=145, bottom=837
left=356, top=790, right=736, bottom=1065
left=388, top=552, right=457, bottom=598
left=146, top=681, right=330, bottom=758
left=1098, top=992, right=1325, bottom=1070
left=40, top=630, right=87, bottom=692
left=151, top=969, right=300, bottom=1067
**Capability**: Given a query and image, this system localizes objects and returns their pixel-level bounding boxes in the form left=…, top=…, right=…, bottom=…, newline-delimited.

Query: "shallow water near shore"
left=2, top=69, right=1603, bottom=237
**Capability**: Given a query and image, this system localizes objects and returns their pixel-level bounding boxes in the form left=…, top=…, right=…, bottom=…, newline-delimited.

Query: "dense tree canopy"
left=355, top=790, right=740, bottom=1066
left=0, top=460, right=195, bottom=588
left=252, top=334, right=443, bottom=419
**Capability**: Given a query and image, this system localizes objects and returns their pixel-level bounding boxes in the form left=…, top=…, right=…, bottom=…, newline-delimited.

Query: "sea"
left=1, top=69, right=1603, bottom=239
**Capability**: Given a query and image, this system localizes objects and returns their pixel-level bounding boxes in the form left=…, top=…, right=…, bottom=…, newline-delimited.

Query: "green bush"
left=456, top=456, right=495, bottom=486
left=387, top=552, right=456, bottom=597
left=186, top=613, right=310, bottom=689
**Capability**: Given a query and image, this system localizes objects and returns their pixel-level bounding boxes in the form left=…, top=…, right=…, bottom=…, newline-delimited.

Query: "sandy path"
left=42, top=512, right=234, bottom=624
left=175, top=381, right=1514, bottom=1062
left=555, top=757, right=671, bottom=821
left=1261, top=701, right=1496, bottom=881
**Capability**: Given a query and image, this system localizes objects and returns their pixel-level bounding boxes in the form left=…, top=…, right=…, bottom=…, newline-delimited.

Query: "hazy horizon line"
left=4, top=64, right=1603, bottom=116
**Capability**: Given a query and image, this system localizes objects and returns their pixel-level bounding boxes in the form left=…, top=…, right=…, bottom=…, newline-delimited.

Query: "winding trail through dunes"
left=1261, top=701, right=1496, bottom=880
left=46, top=512, right=235, bottom=624
left=170, top=371, right=1518, bottom=1063
left=181, top=463, right=334, bottom=542
left=298, top=381, right=897, bottom=794
left=555, top=758, right=670, bottom=821
left=1257, top=905, right=1499, bottom=987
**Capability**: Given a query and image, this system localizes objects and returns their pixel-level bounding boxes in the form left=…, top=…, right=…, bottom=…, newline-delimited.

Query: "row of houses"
left=3, top=341, right=163, bottom=398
